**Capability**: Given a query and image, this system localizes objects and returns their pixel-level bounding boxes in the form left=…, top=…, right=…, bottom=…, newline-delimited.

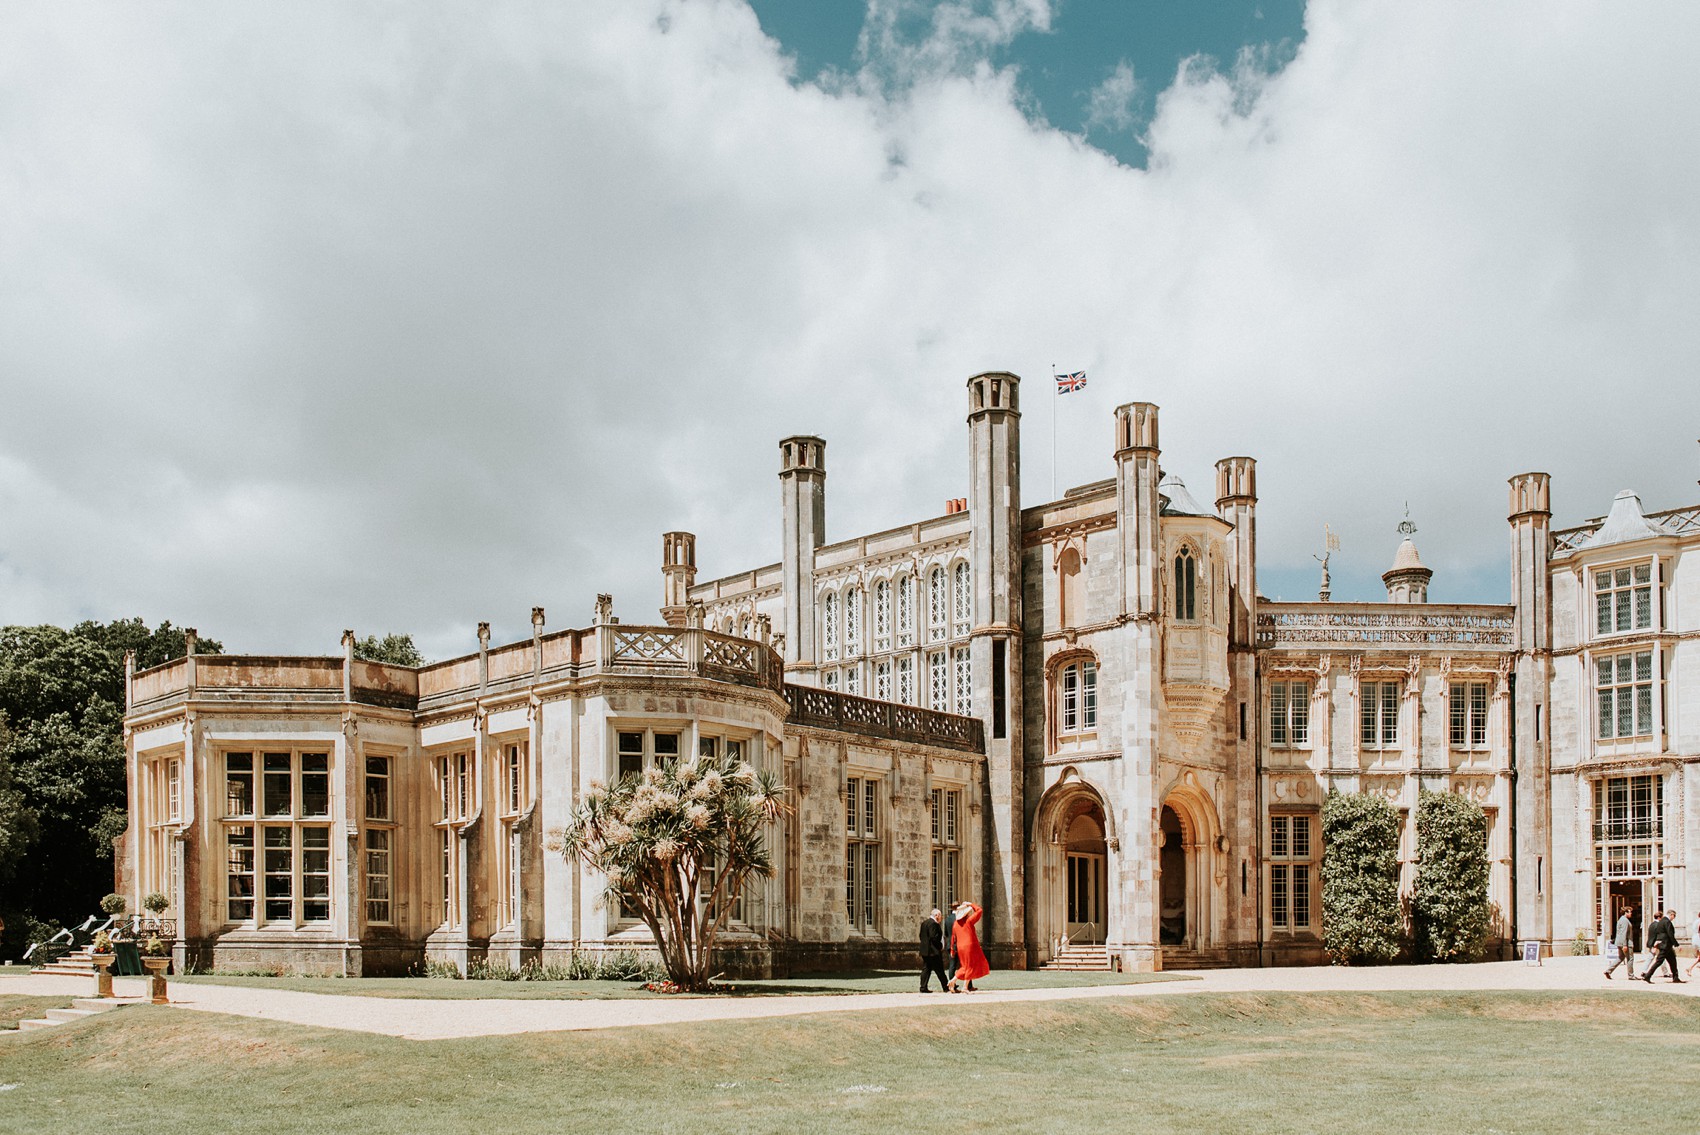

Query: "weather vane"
left=1398, top=502, right=1417, bottom=537
left=1314, top=523, right=1339, bottom=602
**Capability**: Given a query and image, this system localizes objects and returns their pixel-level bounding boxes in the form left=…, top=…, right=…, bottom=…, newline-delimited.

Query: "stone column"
left=1508, top=471, right=1554, bottom=949
left=779, top=436, right=826, bottom=678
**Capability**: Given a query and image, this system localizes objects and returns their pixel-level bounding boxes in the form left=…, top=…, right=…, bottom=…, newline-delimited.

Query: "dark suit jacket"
left=942, top=912, right=958, bottom=958
left=920, top=918, right=944, bottom=958
left=1651, top=917, right=1675, bottom=952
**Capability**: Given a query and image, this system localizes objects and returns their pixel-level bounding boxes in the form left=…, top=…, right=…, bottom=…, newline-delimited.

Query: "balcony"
left=783, top=685, right=985, bottom=754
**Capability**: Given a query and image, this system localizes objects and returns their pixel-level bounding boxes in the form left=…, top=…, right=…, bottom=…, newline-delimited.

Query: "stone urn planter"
left=141, top=956, right=170, bottom=1004
left=90, top=953, right=117, bottom=998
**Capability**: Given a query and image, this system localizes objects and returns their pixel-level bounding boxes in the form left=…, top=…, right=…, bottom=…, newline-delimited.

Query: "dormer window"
left=1595, top=564, right=1652, bottom=635
left=1174, top=549, right=1197, bottom=620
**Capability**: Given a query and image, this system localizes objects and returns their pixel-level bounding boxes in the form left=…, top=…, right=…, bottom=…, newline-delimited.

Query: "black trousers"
left=920, top=954, right=948, bottom=991
left=1644, top=946, right=1680, bottom=980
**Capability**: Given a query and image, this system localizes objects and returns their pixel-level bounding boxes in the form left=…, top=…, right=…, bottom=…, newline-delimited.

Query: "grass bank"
left=2, top=991, right=1694, bottom=1133
left=171, top=967, right=1182, bottom=1000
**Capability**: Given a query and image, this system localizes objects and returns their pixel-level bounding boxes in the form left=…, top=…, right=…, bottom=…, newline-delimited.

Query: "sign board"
left=1522, top=940, right=1542, bottom=966
left=1604, top=942, right=1619, bottom=964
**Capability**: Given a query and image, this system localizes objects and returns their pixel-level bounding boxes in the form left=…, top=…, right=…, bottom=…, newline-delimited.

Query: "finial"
left=1397, top=502, right=1417, bottom=538
left=1313, top=524, right=1339, bottom=602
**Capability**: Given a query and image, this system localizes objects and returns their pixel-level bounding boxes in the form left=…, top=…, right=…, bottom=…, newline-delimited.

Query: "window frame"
left=221, top=748, right=336, bottom=929
left=846, top=774, right=882, bottom=934
left=1449, top=681, right=1491, bottom=750
left=1594, top=561, right=1654, bottom=638
left=930, top=786, right=963, bottom=913
left=1174, top=547, right=1198, bottom=621
left=1268, top=812, right=1317, bottom=934
left=1359, top=680, right=1400, bottom=749
left=1595, top=650, right=1655, bottom=741
left=1268, top=680, right=1311, bottom=748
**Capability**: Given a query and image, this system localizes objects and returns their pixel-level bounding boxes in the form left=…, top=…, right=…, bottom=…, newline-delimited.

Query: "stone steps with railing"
left=1043, top=943, right=1113, bottom=971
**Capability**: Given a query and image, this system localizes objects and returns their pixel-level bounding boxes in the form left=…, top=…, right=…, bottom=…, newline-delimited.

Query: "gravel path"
left=5, top=956, right=1693, bottom=1041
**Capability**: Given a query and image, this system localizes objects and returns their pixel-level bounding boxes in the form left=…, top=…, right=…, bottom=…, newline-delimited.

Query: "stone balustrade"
left=784, top=683, right=985, bottom=753
left=1255, top=603, right=1515, bottom=650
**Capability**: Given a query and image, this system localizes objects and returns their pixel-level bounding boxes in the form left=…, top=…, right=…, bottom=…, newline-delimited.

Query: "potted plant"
left=100, top=893, right=127, bottom=916
left=140, top=936, right=171, bottom=1004
left=89, top=929, right=116, bottom=999
left=141, top=891, right=169, bottom=929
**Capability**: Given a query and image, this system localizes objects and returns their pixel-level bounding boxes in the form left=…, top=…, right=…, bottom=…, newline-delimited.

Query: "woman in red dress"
left=948, top=901, right=990, bottom=992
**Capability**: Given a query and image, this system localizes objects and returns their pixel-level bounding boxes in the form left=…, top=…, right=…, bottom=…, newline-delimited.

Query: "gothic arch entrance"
left=1158, top=786, right=1220, bottom=956
left=1033, top=777, right=1114, bottom=960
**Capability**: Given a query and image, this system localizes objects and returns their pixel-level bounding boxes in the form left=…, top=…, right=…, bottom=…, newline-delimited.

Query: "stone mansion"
left=118, top=372, right=1700, bottom=975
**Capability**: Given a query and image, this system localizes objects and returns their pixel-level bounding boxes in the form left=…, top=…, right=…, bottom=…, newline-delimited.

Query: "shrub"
left=99, top=893, right=127, bottom=915
left=422, top=959, right=463, bottom=980
left=141, top=936, right=167, bottom=958
left=141, top=892, right=169, bottom=915
left=1411, top=790, right=1491, bottom=962
left=92, top=930, right=112, bottom=953
left=1321, top=790, right=1403, bottom=965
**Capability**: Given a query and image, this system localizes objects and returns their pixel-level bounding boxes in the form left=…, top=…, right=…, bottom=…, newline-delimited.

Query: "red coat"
left=951, top=903, right=990, bottom=982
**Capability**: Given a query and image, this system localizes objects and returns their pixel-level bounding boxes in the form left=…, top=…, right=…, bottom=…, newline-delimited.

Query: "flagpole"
left=1051, top=361, right=1057, bottom=502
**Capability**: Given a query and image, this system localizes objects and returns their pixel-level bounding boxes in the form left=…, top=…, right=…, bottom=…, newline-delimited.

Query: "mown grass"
left=171, top=967, right=1182, bottom=1000
left=2, top=991, right=1696, bottom=1133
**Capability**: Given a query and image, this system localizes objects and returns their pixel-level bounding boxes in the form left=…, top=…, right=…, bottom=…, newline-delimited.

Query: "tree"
left=554, top=751, right=783, bottom=991
left=354, top=633, right=425, bottom=667
left=1411, top=790, right=1491, bottom=962
left=1321, top=790, right=1403, bottom=965
left=0, top=619, right=219, bottom=962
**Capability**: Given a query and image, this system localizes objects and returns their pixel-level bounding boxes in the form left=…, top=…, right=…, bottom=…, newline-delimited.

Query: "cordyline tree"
left=553, top=751, right=784, bottom=991
left=1321, top=789, right=1403, bottom=965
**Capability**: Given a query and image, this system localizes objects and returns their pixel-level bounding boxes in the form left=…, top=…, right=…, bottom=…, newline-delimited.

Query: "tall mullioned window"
left=897, top=655, right=916, bottom=705
left=1594, top=775, right=1663, bottom=882
left=1360, top=682, right=1400, bottom=748
left=224, top=749, right=332, bottom=926
left=844, top=586, right=863, bottom=655
left=1596, top=651, right=1654, bottom=739
left=952, top=561, right=972, bottom=637
left=897, top=574, right=916, bottom=647
left=875, top=659, right=892, bottom=702
left=846, top=776, right=879, bottom=932
left=1269, top=681, right=1311, bottom=747
left=1450, top=682, right=1490, bottom=749
left=930, top=787, right=961, bottom=912
left=1596, top=564, right=1653, bottom=636
left=822, top=590, right=840, bottom=661
left=1269, top=814, right=1315, bottom=932
left=952, top=648, right=972, bottom=716
left=364, top=755, right=393, bottom=924
left=1174, top=548, right=1197, bottom=620
left=874, top=580, right=892, bottom=651
left=929, top=651, right=949, bottom=710
left=928, top=567, right=948, bottom=642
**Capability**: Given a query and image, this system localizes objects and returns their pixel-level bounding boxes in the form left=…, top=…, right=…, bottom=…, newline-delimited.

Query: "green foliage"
left=1321, top=790, right=1403, bottom=965
left=1411, top=790, right=1491, bottom=962
left=92, top=930, right=112, bottom=953
left=556, top=751, right=784, bottom=992
left=0, top=619, right=219, bottom=960
left=1573, top=928, right=1593, bottom=956
left=142, top=891, right=169, bottom=915
left=100, top=892, right=127, bottom=915
left=354, top=633, right=425, bottom=667
left=422, top=960, right=464, bottom=980
left=141, top=935, right=167, bottom=958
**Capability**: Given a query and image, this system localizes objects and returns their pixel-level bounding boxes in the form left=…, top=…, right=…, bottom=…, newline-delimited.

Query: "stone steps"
left=1160, top=948, right=1231, bottom=971
left=1044, top=944, right=1112, bottom=972
left=14, top=999, right=121, bottom=1033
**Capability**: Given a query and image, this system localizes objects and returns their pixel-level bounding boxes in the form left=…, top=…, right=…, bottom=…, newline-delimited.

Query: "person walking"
left=1641, top=909, right=1684, bottom=983
left=1688, top=910, right=1700, bottom=978
left=919, top=908, right=949, bottom=993
left=942, top=904, right=959, bottom=985
left=947, top=900, right=990, bottom=993
left=1605, top=907, right=1637, bottom=979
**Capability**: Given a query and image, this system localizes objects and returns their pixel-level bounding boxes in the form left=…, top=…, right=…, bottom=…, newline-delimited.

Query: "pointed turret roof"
left=1158, top=474, right=1211, bottom=518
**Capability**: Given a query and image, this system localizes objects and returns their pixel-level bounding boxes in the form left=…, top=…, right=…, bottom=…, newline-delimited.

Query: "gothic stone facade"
left=120, top=371, right=1700, bottom=974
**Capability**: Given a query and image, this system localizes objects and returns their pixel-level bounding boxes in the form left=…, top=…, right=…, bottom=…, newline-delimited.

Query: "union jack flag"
left=1055, top=371, right=1087, bottom=393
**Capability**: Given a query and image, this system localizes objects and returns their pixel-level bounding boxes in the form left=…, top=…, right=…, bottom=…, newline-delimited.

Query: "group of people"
left=919, top=901, right=990, bottom=993
left=1604, top=906, right=1699, bottom=983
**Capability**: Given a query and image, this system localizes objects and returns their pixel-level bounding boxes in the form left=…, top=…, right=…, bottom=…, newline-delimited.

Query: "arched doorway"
left=1064, top=811, right=1107, bottom=944
left=1032, top=777, right=1115, bottom=961
left=1159, top=806, right=1187, bottom=945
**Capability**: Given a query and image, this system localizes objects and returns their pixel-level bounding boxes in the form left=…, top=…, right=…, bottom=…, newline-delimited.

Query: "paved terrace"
left=5, top=956, right=1692, bottom=1042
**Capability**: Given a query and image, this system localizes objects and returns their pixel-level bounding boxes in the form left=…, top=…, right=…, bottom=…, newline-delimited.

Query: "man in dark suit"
left=942, top=904, right=959, bottom=985
left=1642, top=909, right=1684, bottom=983
left=919, top=908, right=948, bottom=992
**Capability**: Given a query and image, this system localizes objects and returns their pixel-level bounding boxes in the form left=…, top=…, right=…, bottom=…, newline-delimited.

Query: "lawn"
left=2, top=991, right=1696, bottom=1133
left=171, top=967, right=1183, bottom=1000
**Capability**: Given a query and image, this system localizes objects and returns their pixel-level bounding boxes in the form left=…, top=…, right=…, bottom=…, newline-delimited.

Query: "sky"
left=2, top=0, right=1697, bottom=663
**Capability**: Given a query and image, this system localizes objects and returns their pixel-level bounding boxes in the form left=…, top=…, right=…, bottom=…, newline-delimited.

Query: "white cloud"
left=1083, top=60, right=1137, bottom=135
left=1, top=0, right=1697, bottom=657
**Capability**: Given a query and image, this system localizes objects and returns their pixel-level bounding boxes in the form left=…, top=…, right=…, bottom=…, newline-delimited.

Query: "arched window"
left=928, top=567, right=948, bottom=641
left=952, top=561, right=971, bottom=637
left=1056, top=657, right=1098, bottom=735
left=822, top=591, right=840, bottom=661
left=1174, top=549, right=1197, bottom=621
left=1057, top=546, right=1083, bottom=629
left=844, top=585, right=863, bottom=655
left=874, top=579, right=892, bottom=651
left=896, top=574, right=915, bottom=647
